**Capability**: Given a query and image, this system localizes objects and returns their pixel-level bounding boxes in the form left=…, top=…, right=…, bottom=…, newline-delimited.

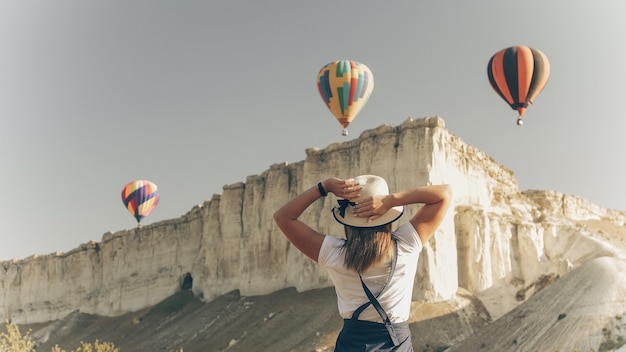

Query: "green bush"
left=0, top=322, right=118, bottom=352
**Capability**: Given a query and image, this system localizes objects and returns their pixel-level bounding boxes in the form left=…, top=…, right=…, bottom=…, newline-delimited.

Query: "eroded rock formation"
left=1, top=116, right=624, bottom=328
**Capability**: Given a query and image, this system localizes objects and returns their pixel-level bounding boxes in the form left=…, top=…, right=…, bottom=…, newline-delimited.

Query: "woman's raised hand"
left=323, top=178, right=361, bottom=199
left=352, top=194, right=391, bottom=222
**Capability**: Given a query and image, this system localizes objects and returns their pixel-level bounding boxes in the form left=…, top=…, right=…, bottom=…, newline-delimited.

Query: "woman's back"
left=319, top=222, right=422, bottom=323
left=273, top=175, right=452, bottom=351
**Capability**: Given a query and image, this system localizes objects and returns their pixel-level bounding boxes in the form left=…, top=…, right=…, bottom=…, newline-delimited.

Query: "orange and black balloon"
left=487, top=45, right=550, bottom=125
left=121, top=180, right=160, bottom=226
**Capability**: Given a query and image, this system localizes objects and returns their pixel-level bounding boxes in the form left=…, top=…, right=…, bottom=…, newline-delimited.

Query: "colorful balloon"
left=317, top=60, right=374, bottom=135
left=121, top=180, right=160, bottom=225
left=487, top=45, right=550, bottom=125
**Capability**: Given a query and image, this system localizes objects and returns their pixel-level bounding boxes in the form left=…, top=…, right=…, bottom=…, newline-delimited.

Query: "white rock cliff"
left=1, top=116, right=624, bottom=326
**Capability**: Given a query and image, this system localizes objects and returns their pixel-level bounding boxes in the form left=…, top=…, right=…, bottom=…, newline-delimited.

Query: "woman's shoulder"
left=319, top=235, right=345, bottom=267
left=322, top=234, right=344, bottom=246
left=393, top=222, right=422, bottom=251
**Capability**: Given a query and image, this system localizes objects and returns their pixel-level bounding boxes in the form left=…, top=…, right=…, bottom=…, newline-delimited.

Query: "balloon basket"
left=342, top=129, right=348, bottom=136
left=516, top=118, right=524, bottom=126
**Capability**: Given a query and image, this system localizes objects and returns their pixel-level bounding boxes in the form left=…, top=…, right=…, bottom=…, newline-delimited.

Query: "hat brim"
left=332, top=202, right=404, bottom=228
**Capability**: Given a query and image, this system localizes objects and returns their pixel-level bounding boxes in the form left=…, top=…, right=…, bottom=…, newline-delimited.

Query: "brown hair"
left=341, top=224, right=394, bottom=273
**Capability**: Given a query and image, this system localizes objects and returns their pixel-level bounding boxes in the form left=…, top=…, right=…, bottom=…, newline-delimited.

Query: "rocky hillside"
left=2, top=117, right=626, bottom=351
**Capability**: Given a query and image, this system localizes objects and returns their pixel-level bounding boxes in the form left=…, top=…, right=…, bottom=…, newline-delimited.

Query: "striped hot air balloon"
left=487, top=45, right=550, bottom=125
left=121, top=180, right=160, bottom=226
left=317, top=60, right=374, bottom=136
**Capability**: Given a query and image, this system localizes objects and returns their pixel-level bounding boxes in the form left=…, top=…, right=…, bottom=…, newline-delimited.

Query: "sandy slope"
left=446, top=256, right=626, bottom=352
left=26, top=288, right=342, bottom=352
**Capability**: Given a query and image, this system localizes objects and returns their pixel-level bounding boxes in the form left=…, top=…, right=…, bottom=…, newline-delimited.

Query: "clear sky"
left=1, top=1, right=625, bottom=261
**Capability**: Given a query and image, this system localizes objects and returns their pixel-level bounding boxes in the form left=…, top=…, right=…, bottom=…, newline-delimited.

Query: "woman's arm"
left=353, top=184, right=453, bottom=245
left=273, top=178, right=361, bottom=262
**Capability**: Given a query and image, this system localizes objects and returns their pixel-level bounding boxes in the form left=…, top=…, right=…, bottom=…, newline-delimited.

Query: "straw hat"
left=332, top=175, right=404, bottom=228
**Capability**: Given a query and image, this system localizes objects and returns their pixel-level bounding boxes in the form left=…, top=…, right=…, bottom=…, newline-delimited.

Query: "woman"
left=273, top=175, right=452, bottom=351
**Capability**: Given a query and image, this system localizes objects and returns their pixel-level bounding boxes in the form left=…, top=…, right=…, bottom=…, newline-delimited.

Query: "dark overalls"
left=334, top=239, right=413, bottom=352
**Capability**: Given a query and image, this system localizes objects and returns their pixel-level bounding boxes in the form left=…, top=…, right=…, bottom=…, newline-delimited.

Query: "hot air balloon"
left=487, top=45, right=550, bottom=125
left=317, top=60, right=374, bottom=136
left=121, top=180, right=160, bottom=227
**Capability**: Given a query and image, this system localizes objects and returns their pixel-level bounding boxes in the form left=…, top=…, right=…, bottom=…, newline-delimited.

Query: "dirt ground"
left=18, top=286, right=489, bottom=352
